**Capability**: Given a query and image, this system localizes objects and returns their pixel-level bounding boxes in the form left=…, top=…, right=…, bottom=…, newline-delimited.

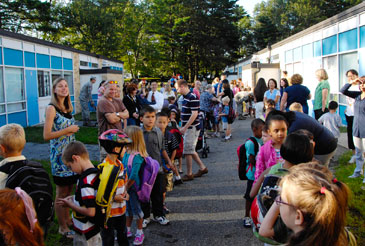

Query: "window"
left=64, top=72, right=74, bottom=96
left=0, top=69, right=4, bottom=113
left=293, top=47, right=302, bottom=62
left=339, top=52, right=358, bottom=103
left=38, top=70, right=51, bottom=97
left=5, top=68, right=25, bottom=112
left=51, top=70, right=62, bottom=85
left=339, top=29, right=357, bottom=52
left=285, top=50, right=293, bottom=63
left=360, top=26, right=365, bottom=48
left=322, top=35, right=337, bottom=56
left=323, top=56, right=338, bottom=93
left=302, top=43, right=312, bottom=59
left=80, top=61, right=88, bottom=66
left=314, top=40, right=321, bottom=57
left=91, top=63, right=98, bottom=68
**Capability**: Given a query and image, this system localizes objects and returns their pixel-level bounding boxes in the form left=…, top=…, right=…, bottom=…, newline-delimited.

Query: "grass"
left=340, top=126, right=347, bottom=133
left=335, top=151, right=365, bottom=246
left=73, top=112, right=97, bottom=121
left=25, top=126, right=99, bottom=144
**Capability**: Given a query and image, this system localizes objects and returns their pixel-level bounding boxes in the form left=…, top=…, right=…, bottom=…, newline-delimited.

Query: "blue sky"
left=237, top=0, right=265, bottom=16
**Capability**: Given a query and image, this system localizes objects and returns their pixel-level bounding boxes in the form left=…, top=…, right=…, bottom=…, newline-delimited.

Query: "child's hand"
left=56, top=196, right=73, bottom=208
left=121, top=192, right=129, bottom=201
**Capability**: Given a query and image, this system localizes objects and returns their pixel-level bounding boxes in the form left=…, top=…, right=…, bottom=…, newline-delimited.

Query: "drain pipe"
left=253, top=61, right=261, bottom=87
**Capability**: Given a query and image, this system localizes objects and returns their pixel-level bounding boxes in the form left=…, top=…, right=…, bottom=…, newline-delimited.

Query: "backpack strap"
left=127, top=153, right=137, bottom=172
left=248, top=137, right=259, bottom=155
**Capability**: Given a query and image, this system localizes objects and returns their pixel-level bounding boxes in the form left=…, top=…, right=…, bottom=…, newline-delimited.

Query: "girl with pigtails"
left=260, top=162, right=357, bottom=246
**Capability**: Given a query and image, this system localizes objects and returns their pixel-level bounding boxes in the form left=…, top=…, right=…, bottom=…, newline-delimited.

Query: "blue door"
left=25, top=70, right=39, bottom=126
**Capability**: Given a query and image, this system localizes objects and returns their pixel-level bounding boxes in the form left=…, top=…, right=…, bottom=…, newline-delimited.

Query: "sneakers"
left=152, top=216, right=170, bottom=225
left=243, top=217, right=251, bottom=228
left=174, top=179, right=183, bottom=185
left=194, top=168, right=208, bottom=178
left=142, top=218, right=151, bottom=228
left=348, top=172, right=361, bottom=178
left=133, top=233, right=144, bottom=245
left=182, top=174, right=194, bottom=181
left=127, top=231, right=133, bottom=238
left=349, top=155, right=356, bottom=164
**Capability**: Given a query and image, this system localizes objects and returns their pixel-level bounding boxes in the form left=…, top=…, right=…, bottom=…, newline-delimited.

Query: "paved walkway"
left=23, top=118, right=349, bottom=245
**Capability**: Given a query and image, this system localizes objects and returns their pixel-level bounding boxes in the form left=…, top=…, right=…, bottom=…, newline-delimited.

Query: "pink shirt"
left=254, top=139, right=281, bottom=184
left=193, top=88, right=200, bottom=99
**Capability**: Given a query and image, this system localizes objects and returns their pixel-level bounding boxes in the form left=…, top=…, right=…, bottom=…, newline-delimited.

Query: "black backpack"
left=0, top=159, right=54, bottom=227
left=237, top=137, right=259, bottom=180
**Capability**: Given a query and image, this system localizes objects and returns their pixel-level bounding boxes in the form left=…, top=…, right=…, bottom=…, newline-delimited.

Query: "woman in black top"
left=123, top=83, right=141, bottom=126
left=253, top=78, right=268, bottom=119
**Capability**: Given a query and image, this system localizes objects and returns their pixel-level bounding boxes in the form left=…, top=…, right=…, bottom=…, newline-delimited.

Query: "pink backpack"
left=127, top=153, right=159, bottom=203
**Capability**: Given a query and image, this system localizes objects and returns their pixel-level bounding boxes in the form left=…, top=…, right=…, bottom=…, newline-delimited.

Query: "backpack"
left=0, top=159, right=54, bottom=228
left=237, top=137, right=259, bottom=180
left=127, top=153, right=159, bottom=203
left=169, top=128, right=184, bottom=159
left=95, top=161, right=122, bottom=228
left=228, top=105, right=236, bottom=122
left=250, top=173, right=291, bottom=244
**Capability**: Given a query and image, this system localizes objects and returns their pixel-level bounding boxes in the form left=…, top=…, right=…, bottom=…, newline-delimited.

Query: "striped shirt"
left=73, top=168, right=100, bottom=240
left=181, top=92, right=200, bottom=127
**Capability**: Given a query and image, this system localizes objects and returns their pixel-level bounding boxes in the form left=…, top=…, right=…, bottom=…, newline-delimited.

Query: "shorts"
left=222, top=121, right=228, bottom=130
left=244, top=179, right=254, bottom=202
left=126, top=187, right=144, bottom=219
left=53, top=175, right=79, bottom=186
left=183, top=126, right=200, bottom=155
left=165, top=172, right=174, bottom=192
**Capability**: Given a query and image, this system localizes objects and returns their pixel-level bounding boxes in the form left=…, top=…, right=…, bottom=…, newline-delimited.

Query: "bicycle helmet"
left=99, top=129, right=132, bottom=155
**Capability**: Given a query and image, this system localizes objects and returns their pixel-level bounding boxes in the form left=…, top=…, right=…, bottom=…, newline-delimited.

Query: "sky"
left=237, top=0, right=265, bottom=16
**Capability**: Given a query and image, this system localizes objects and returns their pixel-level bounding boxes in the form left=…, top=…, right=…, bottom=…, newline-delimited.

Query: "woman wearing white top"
left=345, top=69, right=358, bottom=163
left=163, top=83, right=176, bottom=99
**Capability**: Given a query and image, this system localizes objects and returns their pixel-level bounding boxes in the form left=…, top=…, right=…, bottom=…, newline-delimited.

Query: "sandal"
left=59, top=229, right=75, bottom=239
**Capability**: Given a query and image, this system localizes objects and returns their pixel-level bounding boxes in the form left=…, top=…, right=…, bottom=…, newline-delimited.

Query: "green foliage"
left=335, top=151, right=365, bottom=246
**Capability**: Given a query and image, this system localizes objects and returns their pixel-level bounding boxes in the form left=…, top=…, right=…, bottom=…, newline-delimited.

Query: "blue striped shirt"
left=181, top=92, right=200, bottom=127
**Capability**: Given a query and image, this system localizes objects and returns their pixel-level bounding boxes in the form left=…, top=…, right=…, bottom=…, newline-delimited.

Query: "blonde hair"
left=125, top=126, right=148, bottom=158
left=289, top=102, right=303, bottom=113
left=164, top=83, right=172, bottom=93
left=280, top=163, right=350, bottom=246
left=51, top=77, right=73, bottom=113
left=0, top=124, right=26, bottom=153
left=291, top=74, right=303, bottom=85
left=212, top=77, right=219, bottom=85
left=315, top=69, right=328, bottom=81
left=222, top=96, right=230, bottom=104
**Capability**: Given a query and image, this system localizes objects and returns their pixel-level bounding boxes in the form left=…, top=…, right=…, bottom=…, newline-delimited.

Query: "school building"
left=0, top=29, right=124, bottom=127
left=226, top=1, right=365, bottom=123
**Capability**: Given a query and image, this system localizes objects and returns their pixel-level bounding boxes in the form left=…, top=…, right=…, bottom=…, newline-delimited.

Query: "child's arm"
left=114, top=193, right=129, bottom=202
left=57, top=196, right=96, bottom=217
left=259, top=200, right=280, bottom=238
left=250, top=167, right=270, bottom=198
left=162, top=150, right=173, bottom=170
left=254, top=148, right=265, bottom=184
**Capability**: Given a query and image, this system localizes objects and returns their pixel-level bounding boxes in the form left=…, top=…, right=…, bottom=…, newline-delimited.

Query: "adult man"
left=79, top=76, right=96, bottom=126
left=175, top=79, right=208, bottom=181
left=97, top=81, right=129, bottom=161
left=147, top=82, right=164, bottom=112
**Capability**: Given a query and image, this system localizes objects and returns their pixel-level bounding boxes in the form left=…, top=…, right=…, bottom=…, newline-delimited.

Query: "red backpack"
left=169, top=128, right=184, bottom=159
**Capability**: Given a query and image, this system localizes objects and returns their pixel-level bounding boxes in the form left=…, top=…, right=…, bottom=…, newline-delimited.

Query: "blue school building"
left=0, top=29, right=124, bottom=127
left=226, top=1, right=365, bottom=124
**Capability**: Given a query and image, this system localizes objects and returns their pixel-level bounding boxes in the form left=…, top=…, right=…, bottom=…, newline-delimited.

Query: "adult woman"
left=279, top=78, right=289, bottom=101
left=253, top=78, right=268, bottom=119
left=264, top=78, right=281, bottom=110
left=123, top=83, right=141, bottom=126
left=341, top=76, right=365, bottom=183
left=280, top=74, right=311, bottom=114
left=163, top=83, right=176, bottom=99
left=43, top=77, right=79, bottom=237
left=231, top=80, right=240, bottom=96
left=313, top=69, right=330, bottom=120
left=218, top=81, right=235, bottom=138
left=0, top=188, right=45, bottom=246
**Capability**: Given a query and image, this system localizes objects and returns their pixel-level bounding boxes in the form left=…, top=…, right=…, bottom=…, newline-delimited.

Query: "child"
left=254, top=111, right=288, bottom=184
left=124, top=126, right=148, bottom=245
left=57, top=141, right=102, bottom=245
left=0, top=188, right=44, bottom=246
left=139, top=106, right=172, bottom=227
left=220, top=96, right=231, bottom=142
left=288, top=102, right=303, bottom=113
left=0, top=124, right=52, bottom=235
left=156, top=112, right=182, bottom=214
left=243, top=119, right=265, bottom=228
left=168, top=96, right=178, bottom=112
left=263, top=99, right=276, bottom=120
left=318, top=101, right=343, bottom=139
left=98, top=129, right=131, bottom=246
left=168, top=108, right=184, bottom=174
left=261, top=163, right=355, bottom=246
left=261, top=125, right=271, bottom=145
left=213, top=100, right=222, bottom=137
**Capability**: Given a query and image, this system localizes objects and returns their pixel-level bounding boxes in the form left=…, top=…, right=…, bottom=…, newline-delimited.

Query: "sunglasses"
left=108, top=81, right=118, bottom=84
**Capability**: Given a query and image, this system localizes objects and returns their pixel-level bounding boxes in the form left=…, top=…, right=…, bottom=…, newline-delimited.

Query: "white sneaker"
left=349, top=155, right=356, bottom=164
left=152, top=216, right=170, bottom=225
left=348, top=172, right=361, bottom=178
left=142, top=218, right=151, bottom=228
